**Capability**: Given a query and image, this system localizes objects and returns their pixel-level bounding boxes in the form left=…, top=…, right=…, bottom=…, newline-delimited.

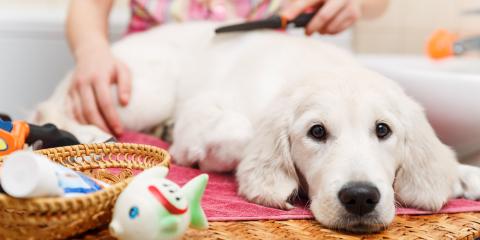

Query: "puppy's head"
left=237, top=69, right=458, bottom=233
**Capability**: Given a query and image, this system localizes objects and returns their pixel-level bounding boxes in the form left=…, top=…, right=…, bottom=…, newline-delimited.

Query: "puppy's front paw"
left=237, top=168, right=298, bottom=210
left=251, top=195, right=295, bottom=210
left=171, top=109, right=252, bottom=172
left=241, top=188, right=295, bottom=210
left=169, top=144, right=206, bottom=167
left=169, top=143, right=238, bottom=172
left=72, top=125, right=112, bottom=144
left=458, top=164, right=480, bottom=200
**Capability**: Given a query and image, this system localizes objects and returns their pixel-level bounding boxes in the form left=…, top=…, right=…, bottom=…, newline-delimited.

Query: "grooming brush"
left=215, top=8, right=318, bottom=34
left=427, top=29, right=480, bottom=59
left=0, top=116, right=80, bottom=156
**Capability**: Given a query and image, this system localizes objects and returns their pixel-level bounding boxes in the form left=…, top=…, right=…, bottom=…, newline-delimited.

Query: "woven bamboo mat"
left=76, top=212, right=480, bottom=240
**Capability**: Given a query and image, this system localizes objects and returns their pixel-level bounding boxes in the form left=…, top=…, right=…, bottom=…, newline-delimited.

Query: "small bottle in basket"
left=0, top=150, right=109, bottom=198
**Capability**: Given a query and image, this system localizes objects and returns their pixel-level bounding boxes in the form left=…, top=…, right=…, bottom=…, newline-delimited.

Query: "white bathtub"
left=359, top=55, right=480, bottom=159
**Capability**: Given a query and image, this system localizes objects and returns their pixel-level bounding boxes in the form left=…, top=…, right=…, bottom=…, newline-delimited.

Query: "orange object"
left=280, top=16, right=288, bottom=29
left=0, top=121, right=30, bottom=156
left=426, top=29, right=459, bottom=59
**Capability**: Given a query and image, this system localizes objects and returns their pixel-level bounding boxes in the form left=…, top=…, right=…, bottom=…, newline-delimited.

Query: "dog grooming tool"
left=215, top=8, right=318, bottom=34
left=0, top=117, right=80, bottom=156
left=427, top=29, right=480, bottom=59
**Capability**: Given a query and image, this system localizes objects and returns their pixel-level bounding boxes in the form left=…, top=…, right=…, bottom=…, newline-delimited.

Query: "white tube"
left=0, top=151, right=108, bottom=198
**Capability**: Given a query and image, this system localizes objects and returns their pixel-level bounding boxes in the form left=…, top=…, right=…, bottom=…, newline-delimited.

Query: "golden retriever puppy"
left=33, top=22, right=480, bottom=233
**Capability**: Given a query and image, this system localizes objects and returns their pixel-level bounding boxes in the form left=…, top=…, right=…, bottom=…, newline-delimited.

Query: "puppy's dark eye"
left=376, top=123, right=391, bottom=139
left=308, top=124, right=327, bottom=141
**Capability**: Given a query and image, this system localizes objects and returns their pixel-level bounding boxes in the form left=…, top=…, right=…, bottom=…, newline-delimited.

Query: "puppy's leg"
left=31, top=99, right=111, bottom=144
left=170, top=95, right=253, bottom=172
left=457, top=164, right=480, bottom=200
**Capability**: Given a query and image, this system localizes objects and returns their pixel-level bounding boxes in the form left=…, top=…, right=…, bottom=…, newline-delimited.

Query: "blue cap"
left=0, top=119, right=13, bottom=132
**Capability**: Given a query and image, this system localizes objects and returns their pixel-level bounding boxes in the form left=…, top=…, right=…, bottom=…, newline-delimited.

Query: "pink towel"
left=118, top=131, right=480, bottom=221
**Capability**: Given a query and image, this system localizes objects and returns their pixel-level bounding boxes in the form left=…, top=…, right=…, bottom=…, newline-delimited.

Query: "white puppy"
left=32, top=22, right=480, bottom=233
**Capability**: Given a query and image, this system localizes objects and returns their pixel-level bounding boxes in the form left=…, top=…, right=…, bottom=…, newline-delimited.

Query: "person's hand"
left=68, top=44, right=131, bottom=136
left=281, top=0, right=361, bottom=35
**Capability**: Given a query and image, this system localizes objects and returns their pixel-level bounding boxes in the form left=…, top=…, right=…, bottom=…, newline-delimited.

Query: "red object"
left=148, top=185, right=188, bottom=215
left=119, top=131, right=480, bottom=221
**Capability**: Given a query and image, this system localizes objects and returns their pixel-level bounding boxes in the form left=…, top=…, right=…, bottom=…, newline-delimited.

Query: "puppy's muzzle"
left=338, top=182, right=380, bottom=216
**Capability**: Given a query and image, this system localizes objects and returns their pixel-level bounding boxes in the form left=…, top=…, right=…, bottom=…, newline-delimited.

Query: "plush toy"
left=109, top=167, right=209, bottom=240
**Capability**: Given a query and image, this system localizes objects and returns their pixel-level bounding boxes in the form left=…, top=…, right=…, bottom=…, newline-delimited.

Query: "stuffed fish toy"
left=109, top=166, right=209, bottom=240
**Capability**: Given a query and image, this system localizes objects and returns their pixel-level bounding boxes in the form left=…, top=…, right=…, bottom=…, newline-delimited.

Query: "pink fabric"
left=396, top=199, right=480, bottom=215
left=126, top=0, right=286, bottom=34
left=118, top=131, right=170, bottom=150
left=118, top=131, right=480, bottom=221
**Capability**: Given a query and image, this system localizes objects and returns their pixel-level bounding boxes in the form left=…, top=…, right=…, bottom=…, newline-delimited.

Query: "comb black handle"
left=215, top=15, right=283, bottom=33
left=26, top=123, right=80, bottom=149
left=290, top=12, right=317, bottom=27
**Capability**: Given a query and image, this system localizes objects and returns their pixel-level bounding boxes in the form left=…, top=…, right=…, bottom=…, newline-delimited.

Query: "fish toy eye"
left=129, top=206, right=139, bottom=219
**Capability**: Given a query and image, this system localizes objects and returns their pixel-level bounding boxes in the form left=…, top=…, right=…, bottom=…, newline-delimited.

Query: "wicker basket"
left=76, top=213, right=480, bottom=240
left=0, top=143, right=170, bottom=240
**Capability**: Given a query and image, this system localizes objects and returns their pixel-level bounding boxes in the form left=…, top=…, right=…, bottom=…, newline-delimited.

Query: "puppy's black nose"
left=338, top=182, right=380, bottom=216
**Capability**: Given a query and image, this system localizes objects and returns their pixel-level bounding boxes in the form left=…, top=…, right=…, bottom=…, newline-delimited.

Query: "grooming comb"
left=215, top=8, right=318, bottom=34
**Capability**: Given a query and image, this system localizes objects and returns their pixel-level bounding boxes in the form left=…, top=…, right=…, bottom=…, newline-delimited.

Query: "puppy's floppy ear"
left=394, top=98, right=459, bottom=211
left=236, top=98, right=299, bottom=210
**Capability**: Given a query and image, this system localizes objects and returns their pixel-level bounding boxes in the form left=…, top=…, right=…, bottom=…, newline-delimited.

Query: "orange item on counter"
left=426, top=29, right=459, bottom=59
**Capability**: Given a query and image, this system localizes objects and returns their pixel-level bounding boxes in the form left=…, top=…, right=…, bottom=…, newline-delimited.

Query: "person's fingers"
left=306, top=0, right=346, bottom=35
left=79, top=82, right=111, bottom=133
left=281, top=0, right=324, bottom=20
left=115, top=61, right=132, bottom=106
left=330, top=18, right=355, bottom=35
left=325, top=4, right=359, bottom=34
left=69, top=89, right=87, bottom=124
left=317, top=23, right=330, bottom=35
left=316, top=11, right=337, bottom=34
left=92, top=77, right=123, bottom=135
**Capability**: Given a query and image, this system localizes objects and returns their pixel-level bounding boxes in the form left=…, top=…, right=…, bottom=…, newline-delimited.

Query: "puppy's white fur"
left=33, top=22, right=479, bottom=232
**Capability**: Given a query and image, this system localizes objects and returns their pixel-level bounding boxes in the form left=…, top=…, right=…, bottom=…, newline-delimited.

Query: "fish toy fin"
left=181, top=174, right=209, bottom=229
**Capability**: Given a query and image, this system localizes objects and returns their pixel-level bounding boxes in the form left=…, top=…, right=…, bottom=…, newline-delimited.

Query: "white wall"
left=0, top=2, right=129, bottom=119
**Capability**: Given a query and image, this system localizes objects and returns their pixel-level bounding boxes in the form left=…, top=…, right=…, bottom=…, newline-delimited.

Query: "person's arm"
left=66, top=0, right=112, bottom=62
left=281, top=0, right=389, bottom=35
left=66, top=0, right=131, bottom=136
left=361, top=0, right=389, bottom=20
